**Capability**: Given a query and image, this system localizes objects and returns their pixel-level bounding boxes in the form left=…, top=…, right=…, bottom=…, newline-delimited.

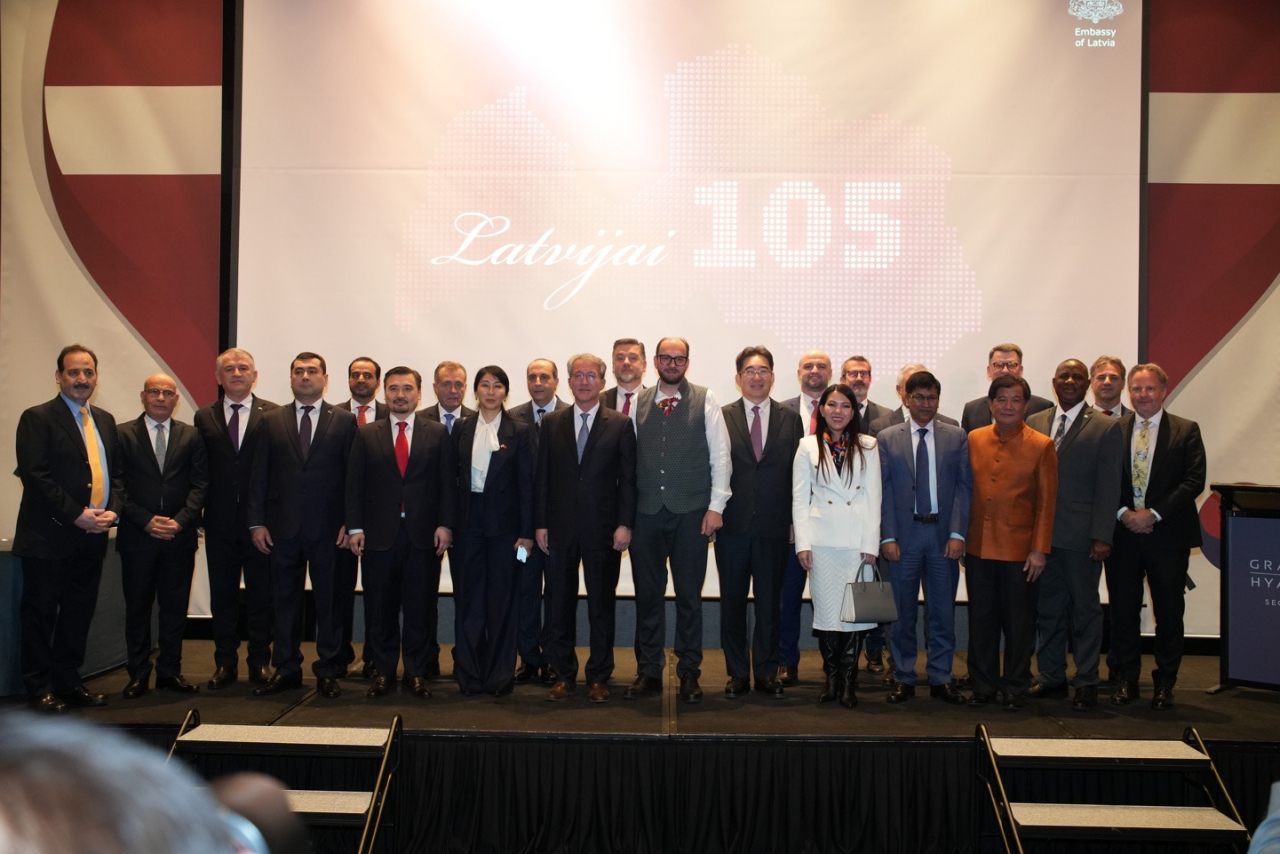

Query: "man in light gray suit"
left=878, top=371, right=971, bottom=705
left=1026, top=358, right=1124, bottom=711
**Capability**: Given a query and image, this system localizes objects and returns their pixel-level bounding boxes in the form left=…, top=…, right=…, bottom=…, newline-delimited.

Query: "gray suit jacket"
left=1027, top=407, right=1124, bottom=550
left=878, top=419, right=972, bottom=552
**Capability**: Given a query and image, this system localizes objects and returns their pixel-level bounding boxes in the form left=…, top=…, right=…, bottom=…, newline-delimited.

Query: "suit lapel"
left=135, top=416, right=164, bottom=475
left=53, top=399, right=89, bottom=458
left=1058, top=409, right=1090, bottom=453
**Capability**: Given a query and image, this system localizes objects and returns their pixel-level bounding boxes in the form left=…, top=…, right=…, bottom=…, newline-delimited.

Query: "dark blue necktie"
left=915, top=427, right=931, bottom=516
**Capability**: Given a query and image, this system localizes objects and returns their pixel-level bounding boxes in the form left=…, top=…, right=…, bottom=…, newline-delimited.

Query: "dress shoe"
left=754, top=678, right=785, bottom=698
left=56, top=686, right=108, bottom=707
left=886, top=683, right=915, bottom=704
left=1026, top=681, right=1069, bottom=700
left=588, top=682, right=610, bottom=703
left=252, top=673, right=303, bottom=696
left=540, top=665, right=559, bottom=686
left=930, top=682, right=967, bottom=705
left=724, top=676, right=750, bottom=698
left=361, top=661, right=379, bottom=680
left=1111, top=680, right=1139, bottom=706
left=514, top=662, right=536, bottom=683
left=207, top=666, right=238, bottom=690
left=366, top=676, right=393, bottom=699
left=777, top=665, right=798, bottom=686
left=1151, top=685, right=1175, bottom=711
left=1000, top=692, right=1024, bottom=712
left=678, top=675, right=703, bottom=704
left=30, top=692, right=68, bottom=714
left=156, top=675, right=200, bottom=694
left=954, top=674, right=973, bottom=689
left=317, top=677, right=342, bottom=698
left=248, top=664, right=272, bottom=684
left=1071, top=685, right=1098, bottom=711
left=623, top=674, right=663, bottom=699
left=547, top=681, right=575, bottom=701
left=968, top=692, right=994, bottom=708
left=865, top=650, right=886, bottom=675
left=123, top=677, right=149, bottom=699
left=406, top=676, right=432, bottom=699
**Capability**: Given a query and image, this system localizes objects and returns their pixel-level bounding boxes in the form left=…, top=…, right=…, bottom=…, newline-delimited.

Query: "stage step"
left=975, top=725, right=1250, bottom=853
left=169, top=710, right=402, bottom=854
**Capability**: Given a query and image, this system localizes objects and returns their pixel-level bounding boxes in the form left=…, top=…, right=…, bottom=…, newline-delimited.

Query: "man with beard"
left=600, top=338, right=647, bottom=419
left=626, top=337, right=731, bottom=703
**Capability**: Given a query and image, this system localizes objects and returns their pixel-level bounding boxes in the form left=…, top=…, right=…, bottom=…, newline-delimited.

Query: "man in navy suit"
left=1109, top=363, right=1206, bottom=711
left=878, top=371, right=971, bottom=705
left=116, top=373, right=209, bottom=698
left=535, top=353, right=637, bottom=703
left=715, top=346, right=804, bottom=698
left=14, top=344, right=123, bottom=713
left=347, top=366, right=456, bottom=700
left=249, top=352, right=357, bottom=697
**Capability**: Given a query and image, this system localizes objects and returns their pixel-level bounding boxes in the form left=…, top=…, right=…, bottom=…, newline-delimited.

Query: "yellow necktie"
left=80, top=406, right=106, bottom=507
left=1132, top=419, right=1150, bottom=509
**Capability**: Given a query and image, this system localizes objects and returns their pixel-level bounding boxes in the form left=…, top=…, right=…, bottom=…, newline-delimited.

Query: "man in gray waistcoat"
left=624, top=337, right=732, bottom=704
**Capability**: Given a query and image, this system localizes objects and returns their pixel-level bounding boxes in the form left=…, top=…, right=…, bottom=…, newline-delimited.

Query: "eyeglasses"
left=740, top=368, right=772, bottom=378
left=990, top=361, right=1020, bottom=371
left=656, top=355, right=688, bottom=367
left=842, top=370, right=870, bottom=379
left=571, top=372, right=601, bottom=382
left=909, top=394, right=939, bottom=405
left=144, top=389, right=177, bottom=399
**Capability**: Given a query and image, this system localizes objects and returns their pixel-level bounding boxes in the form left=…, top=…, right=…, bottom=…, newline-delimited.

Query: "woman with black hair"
left=792, top=383, right=882, bottom=708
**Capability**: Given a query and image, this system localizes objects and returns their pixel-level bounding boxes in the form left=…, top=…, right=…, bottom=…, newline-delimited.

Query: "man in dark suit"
left=508, top=358, right=568, bottom=685
left=1089, top=354, right=1130, bottom=683
left=194, top=348, right=278, bottom=690
left=715, top=347, right=804, bottom=698
left=116, top=373, right=209, bottom=698
left=868, top=363, right=960, bottom=436
left=878, top=371, right=971, bottom=706
left=346, top=366, right=457, bottom=700
left=334, top=356, right=386, bottom=679
left=14, top=344, right=123, bottom=713
left=535, top=353, right=637, bottom=702
left=600, top=338, right=646, bottom=418
left=1109, top=363, right=1206, bottom=711
left=249, top=352, right=357, bottom=697
left=960, top=343, right=1054, bottom=432
left=423, top=360, right=474, bottom=434
left=1026, top=359, right=1123, bottom=711
left=777, top=349, right=832, bottom=685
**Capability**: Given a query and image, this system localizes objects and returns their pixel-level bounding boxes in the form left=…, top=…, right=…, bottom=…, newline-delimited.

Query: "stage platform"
left=7, top=641, right=1280, bottom=854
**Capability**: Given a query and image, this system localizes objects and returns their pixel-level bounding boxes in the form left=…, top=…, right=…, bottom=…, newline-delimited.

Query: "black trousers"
left=453, top=493, right=521, bottom=694
left=204, top=524, right=273, bottom=671
left=269, top=533, right=342, bottom=679
left=120, top=544, right=197, bottom=681
left=631, top=506, right=710, bottom=680
left=361, top=521, right=440, bottom=681
left=333, top=546, right=372, bottom=670
left=20, top=546, right=106, bottom=695
left=714, top=530, right=787, bottom=682
left=545, top=541, right=620, bottom=686
left=1108, top=534, right=1190, bottom=687
left=965, top=554, right=1039, bottom=696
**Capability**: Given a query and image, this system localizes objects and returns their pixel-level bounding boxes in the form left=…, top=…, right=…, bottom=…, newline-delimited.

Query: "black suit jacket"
left=600, top=386, right=644, bottom=412
left=13, top=397, right=124, bottom=559
left=508, top=399, right=568, bottom=449
left=336, top=399, right=388, bottom=422
left=454, top=412, right=535, bottom=539
left=1027, top=407, right=1124, bottom=550
left=249, top=401, right=357, bottom=541
left=346, top=414, right=457, bottom=551
left=194, top=395, right=277, bottom=535
left=116, top=415, right=209, bottom=552
left=423, top=403, right=476, bottom=424
left=533, top=405, right=637, bottom=550
left=867, top=406, right=958, bottom=436
left=720, top=399, right=804, bottom=539
left=1114, top=410, right=1206, bottom=551
left=961, top=393, right=1054, bottom=432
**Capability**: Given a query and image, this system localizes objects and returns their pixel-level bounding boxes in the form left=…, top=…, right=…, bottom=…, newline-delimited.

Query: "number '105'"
left=693, top=180, right=902, bottom=270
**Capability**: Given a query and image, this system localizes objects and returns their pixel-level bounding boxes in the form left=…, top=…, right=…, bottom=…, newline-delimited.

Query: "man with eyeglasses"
left=839, top=356, right=890, bottom=435
left=960, top=344, right=1053, bottom=433
left=878, top=371, right=971, bottom=706
left=534, top=354, right=637, bottom=703
left=116, top=374, right=209, bottom=699
left=601, top=338, right=647, bottom=419
left=715, top=347, right=804, bottom=698
left=626, top=337, right=731, bottom=703
left=15, top=344, right=123, bottom=713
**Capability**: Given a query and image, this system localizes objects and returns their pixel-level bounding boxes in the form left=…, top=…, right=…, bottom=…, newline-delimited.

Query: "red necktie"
left=357, top=404, right=369, bottom=426
left=1103, top=409, right=1114, bottom=417
left=395, top=421, right=409, bottom=476
left=659, top=397, right=677, bottom=416
left=622, top=392, right=633, bottom=416
left=809, top=399, right=818, bottom=435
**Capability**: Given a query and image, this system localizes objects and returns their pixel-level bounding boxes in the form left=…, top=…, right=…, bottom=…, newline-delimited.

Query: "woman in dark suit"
left=452, top=365, right=535, bottom=695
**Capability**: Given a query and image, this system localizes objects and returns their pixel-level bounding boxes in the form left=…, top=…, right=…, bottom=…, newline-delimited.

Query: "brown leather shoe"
left=546, top=681, right=575, bottom=701
left=588, top=682, right=610, bottom=703
left=407, top=676, right=432, bottom=699
left=777, top=665, right=798, bottom=686
left=366, top=676, right=393, bottom=699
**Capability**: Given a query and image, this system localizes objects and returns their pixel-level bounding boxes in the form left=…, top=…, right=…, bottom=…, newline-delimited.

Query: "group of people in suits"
left=13, top=338, right=1205, bottom=714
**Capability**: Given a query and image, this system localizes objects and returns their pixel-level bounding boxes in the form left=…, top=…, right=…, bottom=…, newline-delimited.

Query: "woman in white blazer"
left=792, top=383, right=882, bottom=708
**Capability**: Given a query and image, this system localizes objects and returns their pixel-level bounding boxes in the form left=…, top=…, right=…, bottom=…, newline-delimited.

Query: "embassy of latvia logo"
left=1069, top=0, right=1123, bottom=24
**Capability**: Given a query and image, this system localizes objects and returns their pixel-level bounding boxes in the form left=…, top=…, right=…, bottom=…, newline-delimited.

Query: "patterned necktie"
left=228, top=403, right=242, bottom=452
left=357, top=404, right=369, bottom=426
left=659, top=397, right=677, bottom=417
left=915, top=427, right=931, bottom=515
left=395, top=420, right=409, bottom=476
left=1053, top=413, right=1067, bottom=449
left=154, top=422, right=168, bottom=471
left=80, top=406, right=105, bottom=507
left=536, top=407, right=546, bottom=424
left=750, top=405, right=764, bottom=461
left=622, top=392, right=633, bottom=416
left=809, top=399, right=819, bottom=435
left=577, top=413, right=590, bottom=462
left=1132, top=419, right=1151, bottom=509
left=299, top=405, right=314, bottom=459
left=444, top=412, right=455, bottom=434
